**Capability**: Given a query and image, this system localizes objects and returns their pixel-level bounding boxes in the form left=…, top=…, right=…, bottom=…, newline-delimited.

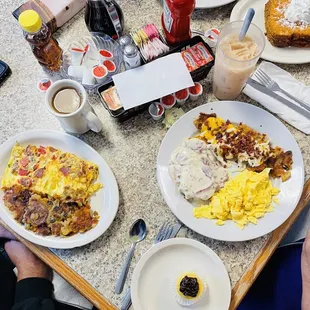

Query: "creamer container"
left=175, top=88, right=189, bottom=105
left=19, top=10, right=62, bottom=71
left=149, top=102, right=164, bottom=120
left=160, top=94, right=176, bottom=109
left=161, top=0, right=195, bottom=46
left=189, top=82, right=203, bottom=101
left=92, top=65, right=108, bottom=83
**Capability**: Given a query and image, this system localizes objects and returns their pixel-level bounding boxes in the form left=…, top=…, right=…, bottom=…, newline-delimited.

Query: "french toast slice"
left=265, top=0, right=310, bottom=48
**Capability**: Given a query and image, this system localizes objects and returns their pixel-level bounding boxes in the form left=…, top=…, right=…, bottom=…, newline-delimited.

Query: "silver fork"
left=255, top=69, right=310, bottom=112
left=121, top=222, right=181, bottom=310
left=153, top=222, right=174, bottom=244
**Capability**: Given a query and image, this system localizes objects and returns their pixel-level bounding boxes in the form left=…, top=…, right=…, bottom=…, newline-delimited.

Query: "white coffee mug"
left=45, top=79, right=103, bottom=134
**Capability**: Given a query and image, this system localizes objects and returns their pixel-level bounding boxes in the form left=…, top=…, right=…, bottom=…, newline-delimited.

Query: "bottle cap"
left=19, top=10, right=42, bottom=33
left=124, top=44, right=138, bottom=58
left=119, top=35, right=132, bottom=48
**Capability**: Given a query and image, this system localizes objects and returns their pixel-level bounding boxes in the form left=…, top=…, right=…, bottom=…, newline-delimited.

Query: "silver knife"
left=121, top=222, right=182, bottom=310
left=121, top=288, right=131, bottom=310
left=169, top=222, right=182, bottom=239
left=246, top=77, right=310, bottom=120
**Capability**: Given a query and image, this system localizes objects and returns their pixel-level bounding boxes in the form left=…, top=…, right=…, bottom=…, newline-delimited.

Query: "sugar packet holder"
left=130, top=24, right=169, bottom=63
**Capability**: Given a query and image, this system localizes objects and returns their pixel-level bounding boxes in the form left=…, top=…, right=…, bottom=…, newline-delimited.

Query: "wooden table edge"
left=1, top=179, right=309, bottom=310
left=229, top=178, right=310, bottom=309
left=0, top=219, right=117, bottom=310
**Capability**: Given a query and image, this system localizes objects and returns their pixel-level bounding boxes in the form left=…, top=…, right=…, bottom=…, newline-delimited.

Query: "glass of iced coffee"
left=213, top=21, right=265, bottom=100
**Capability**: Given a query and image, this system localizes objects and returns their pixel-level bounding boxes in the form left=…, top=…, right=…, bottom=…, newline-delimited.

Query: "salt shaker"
left=119, top=34, right=132, bottom=50
left=123, top=44, right=141, bottom=70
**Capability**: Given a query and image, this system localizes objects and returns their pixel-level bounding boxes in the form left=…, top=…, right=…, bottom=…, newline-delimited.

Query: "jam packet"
left=181, top=42, right=214, bottom=72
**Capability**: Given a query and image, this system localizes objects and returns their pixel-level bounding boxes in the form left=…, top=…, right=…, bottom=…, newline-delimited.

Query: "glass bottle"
left=18, top=10, right=62, bottom=72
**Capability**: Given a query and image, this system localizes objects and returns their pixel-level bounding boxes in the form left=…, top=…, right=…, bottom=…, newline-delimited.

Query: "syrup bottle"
left=18, top=10, right=62, bottom=71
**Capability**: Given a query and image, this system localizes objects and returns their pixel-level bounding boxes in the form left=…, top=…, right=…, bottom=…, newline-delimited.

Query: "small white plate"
left=196, top=0, right=235, bottom=9
left=230, top=0, right=310, bottom=64
left=157, top=101, right=304, bottom=242
left=131, top=238, right=231, bottom=310
left=0, top=130, right=119, bottom=249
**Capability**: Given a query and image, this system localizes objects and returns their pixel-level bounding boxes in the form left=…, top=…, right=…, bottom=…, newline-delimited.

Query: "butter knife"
left=121, top=222, right=182, bottom=310
left=246, top=77, right=310, bottom=120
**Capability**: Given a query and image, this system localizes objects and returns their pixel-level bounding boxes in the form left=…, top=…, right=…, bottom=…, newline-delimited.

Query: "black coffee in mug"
left=52, top=87, right=81, bottom=114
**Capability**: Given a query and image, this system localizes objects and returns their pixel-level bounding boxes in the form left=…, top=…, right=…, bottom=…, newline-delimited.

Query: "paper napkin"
left=243, top=61, right=310, bottom=134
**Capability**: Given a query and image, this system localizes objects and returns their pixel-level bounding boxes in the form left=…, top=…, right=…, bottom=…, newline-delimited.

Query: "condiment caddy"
left=98, top=36, right=213, bottom=122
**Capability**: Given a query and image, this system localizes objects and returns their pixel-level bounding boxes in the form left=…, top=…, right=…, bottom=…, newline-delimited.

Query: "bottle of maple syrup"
left=18, top=10, right=62, bottom=71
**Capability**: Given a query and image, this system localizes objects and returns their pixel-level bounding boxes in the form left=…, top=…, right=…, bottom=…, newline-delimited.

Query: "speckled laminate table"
left=1, top=0, right=310, bottom=309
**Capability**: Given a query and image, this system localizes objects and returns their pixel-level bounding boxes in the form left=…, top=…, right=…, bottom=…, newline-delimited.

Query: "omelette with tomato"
left=1, top=144, right=103, bottom=237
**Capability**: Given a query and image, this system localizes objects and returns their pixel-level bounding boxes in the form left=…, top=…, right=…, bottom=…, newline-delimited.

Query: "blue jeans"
left=238, top=240, right=303, bottom=310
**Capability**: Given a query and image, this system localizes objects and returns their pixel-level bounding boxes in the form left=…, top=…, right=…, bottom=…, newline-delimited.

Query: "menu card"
left=112, top=53, right=194, bottom=110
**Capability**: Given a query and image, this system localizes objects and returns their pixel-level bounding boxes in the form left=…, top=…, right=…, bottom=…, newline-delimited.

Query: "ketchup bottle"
left=162, top=0, right=195, bottom=46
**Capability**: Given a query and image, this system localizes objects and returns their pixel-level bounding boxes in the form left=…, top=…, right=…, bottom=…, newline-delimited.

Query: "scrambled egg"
left=193, top=169, right=280, bottom=229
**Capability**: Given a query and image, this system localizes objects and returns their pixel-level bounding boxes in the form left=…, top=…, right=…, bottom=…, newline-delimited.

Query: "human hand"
left=0, top=224, right=16, bottom=240
left=302, top=230, right=310, bottom=310
left=5, top=240, right=52, bottom=282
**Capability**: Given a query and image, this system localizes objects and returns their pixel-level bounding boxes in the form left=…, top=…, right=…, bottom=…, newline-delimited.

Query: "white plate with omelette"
left=0, top=130, right=119, bottom=249
left=157, top=101, right=304, bottom=241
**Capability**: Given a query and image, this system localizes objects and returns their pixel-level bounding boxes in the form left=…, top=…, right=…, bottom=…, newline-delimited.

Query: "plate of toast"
left=231, top=0, right=310, bottom=64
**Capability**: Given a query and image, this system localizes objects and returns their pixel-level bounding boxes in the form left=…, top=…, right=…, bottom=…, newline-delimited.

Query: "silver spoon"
left=239, top=8, right=255, bottom=41
left=115, top=219, right=147, bottom=294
